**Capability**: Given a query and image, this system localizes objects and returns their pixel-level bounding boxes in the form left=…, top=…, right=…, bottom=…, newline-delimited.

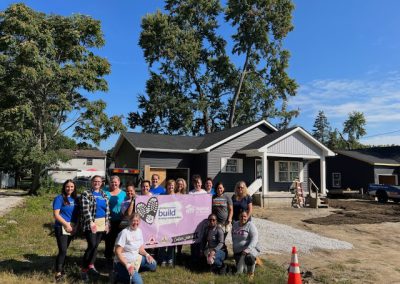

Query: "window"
left=221, top=158, right=243, bottom=173
left=87, top=158, right=93, bottom=166
left=275, top=161, right=302, bottom=182
left=332, top=173, right=341, bottom=188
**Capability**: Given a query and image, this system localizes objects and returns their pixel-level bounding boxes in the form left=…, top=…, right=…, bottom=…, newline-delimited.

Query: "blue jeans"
left=114, top=256, right=157, bottom=284
left=212, top=250, right=226, bottom=268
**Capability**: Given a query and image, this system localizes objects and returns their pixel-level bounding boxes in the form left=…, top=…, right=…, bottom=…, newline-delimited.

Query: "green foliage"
left=312, top=110, right=331, bottom=144
left=343, top=111, right=366, bottom=148
left=0, top=4, right=126, bottom=194
left=129, top=0, right=297, bottom=134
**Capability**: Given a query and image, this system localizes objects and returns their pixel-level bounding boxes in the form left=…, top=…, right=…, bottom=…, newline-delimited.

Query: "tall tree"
left=129, top=0, right=297, bottom=135
left=0, top=4, right=125, bottom=194
left=312, top=110, right=331, bottom=144
left=342, top=111, right=366, bottom=149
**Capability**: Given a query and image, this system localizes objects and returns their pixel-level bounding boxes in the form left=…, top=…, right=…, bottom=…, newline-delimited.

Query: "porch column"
left=262, top=152, right=268, bottom=196
left=320, top=155, right=326, bottom=195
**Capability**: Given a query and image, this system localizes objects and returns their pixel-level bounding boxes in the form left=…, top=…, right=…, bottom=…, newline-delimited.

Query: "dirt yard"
left=253, top=199, right=400, bottom=283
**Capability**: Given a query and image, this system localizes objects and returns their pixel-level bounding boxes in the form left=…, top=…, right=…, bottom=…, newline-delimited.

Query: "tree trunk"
left=229, top=47, right=251, bottom=128
left=29, top=164, right=41, bottom=195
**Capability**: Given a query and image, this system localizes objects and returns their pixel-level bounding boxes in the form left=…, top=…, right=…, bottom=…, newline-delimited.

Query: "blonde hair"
left=234, top=181, right=248, bottom=197
left=175, top=178, right=187, bottom=194
left=166, top=179, right=176, bottom=194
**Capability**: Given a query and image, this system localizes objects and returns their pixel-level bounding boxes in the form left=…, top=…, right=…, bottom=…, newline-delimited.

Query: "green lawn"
left=0, top=193, right=287, bottom=283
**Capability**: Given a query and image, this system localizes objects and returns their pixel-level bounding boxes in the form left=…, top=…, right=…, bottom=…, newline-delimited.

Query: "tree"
left=342, top=111, right=366, bottom=149
left=0, top=4, right=125, bottom=194
left=129, top=0, right=297, bottom=135
left=312, top=110, right=331, bottom=144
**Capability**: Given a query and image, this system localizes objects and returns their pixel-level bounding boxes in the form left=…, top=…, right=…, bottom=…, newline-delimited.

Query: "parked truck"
left=107, top=167, right=141, bottom=189
left=368, top=184, right=400, bottom=203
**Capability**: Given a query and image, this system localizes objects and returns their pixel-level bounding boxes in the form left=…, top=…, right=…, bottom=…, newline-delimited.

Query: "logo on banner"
left=136, top=197, right=159, bottom=224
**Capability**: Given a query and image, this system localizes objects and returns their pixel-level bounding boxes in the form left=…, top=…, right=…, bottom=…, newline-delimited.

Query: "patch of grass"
left=370, top=240, right=382, bottom=245
left=0, top=193, right=288, bottom=283
left=346, top=258, right=361, bottom=264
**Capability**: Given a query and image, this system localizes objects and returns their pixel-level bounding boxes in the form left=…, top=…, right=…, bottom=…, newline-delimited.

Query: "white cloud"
left=361, top=135, right=400, bottom=146
left=290, top=72, right=400, bottom=145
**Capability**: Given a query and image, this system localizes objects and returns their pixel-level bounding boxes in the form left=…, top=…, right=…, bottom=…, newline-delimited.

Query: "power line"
left=363, top=129, right=400, bottom=139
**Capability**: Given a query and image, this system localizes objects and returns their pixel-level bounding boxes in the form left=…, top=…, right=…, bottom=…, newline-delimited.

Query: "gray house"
left=112, top=120, right=335, bottom=206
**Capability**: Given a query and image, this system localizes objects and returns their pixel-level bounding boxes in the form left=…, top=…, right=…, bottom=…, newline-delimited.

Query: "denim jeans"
left=114, top=256, right=157, bottom=284
left=212, top=250, right=226, bottom=268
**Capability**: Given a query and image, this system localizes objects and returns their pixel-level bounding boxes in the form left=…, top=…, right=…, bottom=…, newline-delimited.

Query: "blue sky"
left=2, top=1, right=400, bottom=150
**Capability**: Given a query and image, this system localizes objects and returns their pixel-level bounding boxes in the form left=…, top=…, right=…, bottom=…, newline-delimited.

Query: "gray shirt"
left=212, top=194, right=233, bottom=224
left=202, top=225, right=225, bottom=251
left=231, top=221, right=259, bottom=256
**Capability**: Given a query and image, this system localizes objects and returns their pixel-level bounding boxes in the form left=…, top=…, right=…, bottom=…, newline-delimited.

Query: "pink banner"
left=135, top=194, right=212, bottom=248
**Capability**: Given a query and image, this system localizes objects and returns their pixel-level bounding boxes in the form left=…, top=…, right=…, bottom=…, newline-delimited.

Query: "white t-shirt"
left=114, top=227, right=144, bottom=263
left=189, top=189, right=207, bottom=194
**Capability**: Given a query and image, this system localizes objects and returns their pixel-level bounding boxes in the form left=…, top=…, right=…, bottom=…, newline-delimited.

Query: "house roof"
left=123, top=132, right=204, bottom=151
left=61, top=149, right=106, bottom=159
left=117, top=120, right=277, bottom=153
left=337, top=146, right=400, bottom=166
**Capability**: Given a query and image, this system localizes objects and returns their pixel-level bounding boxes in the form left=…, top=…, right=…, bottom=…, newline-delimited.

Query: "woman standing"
left=114, top=213, right=157, bottom=284
left=105, top=176, right=126, bottom=261
left=121, top=183, right=136, bottom=225
left=232, top=181, right=253, bottom=222
left=189, top=175, right=207, bottom=194
left=212, top=182, right=233, bottom=239
left=141, top=180, right=152, bottom=196
left=158, top=179, right=176, bottom=266
left=175, top=178, right=187, bottom=194
left=80, top=175, right=110, bottom=281
left=232, top=211, right=259, bottom=280
left=53, top=179, right=79, bottom=282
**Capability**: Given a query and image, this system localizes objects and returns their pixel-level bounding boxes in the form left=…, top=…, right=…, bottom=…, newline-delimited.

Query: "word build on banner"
left=135, top=194, right=211, bottom=249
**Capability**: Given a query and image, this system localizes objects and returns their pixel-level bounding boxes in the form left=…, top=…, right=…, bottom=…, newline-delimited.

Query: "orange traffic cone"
left=288, top=246, right=302, bottom=284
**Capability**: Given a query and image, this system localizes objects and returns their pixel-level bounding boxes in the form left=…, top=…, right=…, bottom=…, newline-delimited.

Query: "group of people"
left=52, top=174, right=259, bottom=283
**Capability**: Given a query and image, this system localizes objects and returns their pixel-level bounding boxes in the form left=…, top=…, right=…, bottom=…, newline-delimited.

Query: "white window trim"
left=332, top=172, right=341, bottom=188
left=274, top=161, right=303, bottom=182
left=86, top=158, right=93, bottom=166
left=221, top=158, right=243, bottom=173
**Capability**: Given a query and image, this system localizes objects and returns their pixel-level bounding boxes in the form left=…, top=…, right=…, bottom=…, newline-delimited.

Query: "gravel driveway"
left=226, top=217, right=353, bottom=255
left=0, top=195, right=24, bottom=217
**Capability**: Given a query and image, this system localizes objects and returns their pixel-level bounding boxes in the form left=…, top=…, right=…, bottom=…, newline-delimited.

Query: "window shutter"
left=274, top=161, right=279, bottom=182
left=238, top=159, right=243, bottom=173
left=221, top=158, right=227, bottom=173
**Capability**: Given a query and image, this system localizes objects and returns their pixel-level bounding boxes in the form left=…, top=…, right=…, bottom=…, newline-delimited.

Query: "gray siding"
left=268, top=132, right=322, bottom=156
left=208, top=125, right=272, bottom=191
left=140, top=152, right=194, bottom=168
left=115, top=140, right=139, bottom=168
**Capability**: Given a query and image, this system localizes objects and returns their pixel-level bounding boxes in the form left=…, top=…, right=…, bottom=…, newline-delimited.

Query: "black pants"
left=104, top=220, right=122, bottom=259
left=54, top=226, right=73, bottom=273
left=82, top=231, right=104, bottom=268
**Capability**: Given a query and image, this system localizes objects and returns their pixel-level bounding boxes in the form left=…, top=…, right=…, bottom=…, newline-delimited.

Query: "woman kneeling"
left=114, top=213, right=157, bottom=284
left=232, top=211, right=259, bottom=280
left=201, top=213, right=227, bottom=274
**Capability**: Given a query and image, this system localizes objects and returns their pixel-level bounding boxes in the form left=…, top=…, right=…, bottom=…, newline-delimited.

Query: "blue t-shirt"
left=208, top=188, right=216, bottom=195
left=93, top=191, right=107, bottom=218
left=105, top=190, right=126, bottom=221
left=150, top=185, right=166, bottom=195
left=232, top=195, right=252, bottom=221
left=52, top=194, right=78, bottom=226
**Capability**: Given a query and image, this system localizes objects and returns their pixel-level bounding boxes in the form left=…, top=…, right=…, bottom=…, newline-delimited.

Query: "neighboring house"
left=112, top=120, right=335, bottom=206
left=48, top=149, right=107, bottom=183
left=324, top=146, right=400, bottom=191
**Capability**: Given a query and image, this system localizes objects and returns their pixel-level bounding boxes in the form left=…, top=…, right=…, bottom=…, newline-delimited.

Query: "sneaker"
left=161, top=261, right=167, bottom=267
left=167, top=260, right=174, bottom=267
left=88, top=267, right=100, bottom=278
left=55, top=272, right=63, bottom=282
